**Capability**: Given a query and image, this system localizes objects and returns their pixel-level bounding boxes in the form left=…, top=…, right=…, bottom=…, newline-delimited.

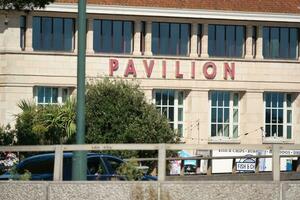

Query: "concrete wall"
left=0, top=181, right=300, bottom=200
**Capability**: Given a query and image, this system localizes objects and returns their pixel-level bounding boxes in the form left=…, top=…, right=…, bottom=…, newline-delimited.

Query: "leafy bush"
left=116, top=160, right=144, bottom=181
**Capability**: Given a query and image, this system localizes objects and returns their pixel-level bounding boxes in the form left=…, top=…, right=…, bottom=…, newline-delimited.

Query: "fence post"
left=232, top=158, right=237, bottom=174
left=207, top=159, right=212, bottom=176
left=272, top=144, right=280, bottom=181
left=53, top=145, right=63, bottom=181
left=158, top=144, right=166, bottom=181
left=255, top=158, right=260, bottom=173
left=297, top=157, right=300, bottom=172
left=180, top=159, right=185, bottom=176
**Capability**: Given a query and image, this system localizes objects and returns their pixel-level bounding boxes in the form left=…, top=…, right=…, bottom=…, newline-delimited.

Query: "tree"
left=85, top=79, right=179, bottom=159
left=15, top=99, right=76, bottom=145
left=0, top=0, right=54, bottom=10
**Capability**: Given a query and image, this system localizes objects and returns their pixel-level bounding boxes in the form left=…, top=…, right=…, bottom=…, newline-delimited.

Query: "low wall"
left=1, top=181, right=300, bottom=200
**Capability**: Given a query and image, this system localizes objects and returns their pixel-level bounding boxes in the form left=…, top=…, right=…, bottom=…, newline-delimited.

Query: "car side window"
left=104, top=157, right=123, bottom=174
left=87, top=156, right=106, bottom=175
left=18, top=156, right=54, bottom=174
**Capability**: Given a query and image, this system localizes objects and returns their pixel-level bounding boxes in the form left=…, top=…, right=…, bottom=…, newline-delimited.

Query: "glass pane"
left=270, top=27, right=279, bottom=58
left=53, top=18, right=63, bottom=51
left=169, top=123, right=174, bottom=129
left=211, top=124, right=216, bottom=137
left=279, top=28, right=289, bottom=58
left=168, top=107, right=174, bottom=121
left=162, top=90, right=168, bottom=105
left=263, top=27, right=270, bottom=58
left=278, top=93, right=284, bottom=108
left=287, top=126, right=292, bottom=139
left=38, top=87, right=44, bottom=103
left=168, top=90, right=174, bottom=105
left=265, top=109, right=271, bottom=123
left=215, top=25, right=225, bottom=56
left=211, top=92, right=217, bottom=106
left=178, top=91, right=184, bottom=105
left=224, top=124, right=229, bottom=137
left=286, top=94, right=292, bottom=107
left=63, top=18, right=73, bottom=51
left=93, top=20, right=101, bottom=52
left=32, top=17, right=41, bottom=50
left=113, top=21, right=122, bottom=53
left=124, top=21, right=133, bottom=53
left=233, top=93, right=239, bottom=107
left=42, top=17, right=52, bottom=50
left=151, top=22, right=159, bottom=54
left=287, top=110, right=292, bottom=123
left=265, top=125, right=270, bottom=137
left=160, top=23, right=169, bottom=55
left=223, top=92, right=230, bottom=107
left=211, top=108, right=216, bottom=123
left=226, top=25, right=235, bottom=57
left=217, top=92, right=223, bottom=106
left=235, top=26, right=245, bottom=57
left=271, top=93, right=278, bottom=107
left=177, top=124, right=183, bottom=137
left=224, top=108, right=229, bottom=123
left=208, top=25, right=215, bottom=56
left=233, top=125, right=238, bottom=138
left=170, top=23, right=179, bottom=55
left=180, top=24, right=189, bottom=56
left=217, top=124, right=223, bottom=136
left=278, top=125, right=283, bottom=137
left=272, top=125, right=277, bottom=137
left=178, top=108, right=183, bottom=121
left=233, top=109, right=238, bottom=123
left=271, top=109, right=277, bottom=123
left=52, top=88, right=58, bottom=103
left=218, top=108, right=223, bottom=123
left=102, top=20, right=112, bottom=53
left=62, top=88, right=69, bottom=103
left=289, top=28, right=298, bottom=59
left=162, top=107, right=168, bottom=118
left=45, top=87, right=52, bottom=103
left=265, top=93, right=271, bottom=107
left=277, top=109, right=283, bottom=123
left=155, top=91, right=161, bottom=105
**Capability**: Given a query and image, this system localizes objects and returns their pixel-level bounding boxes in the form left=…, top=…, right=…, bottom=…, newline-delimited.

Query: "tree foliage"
left=0, top=0, right=54, bottom=10
left=0, top=124, right=15, bottom=145
left=15, top=99, right=76, bottom=145
left=85, top=79, right=178, bottom=145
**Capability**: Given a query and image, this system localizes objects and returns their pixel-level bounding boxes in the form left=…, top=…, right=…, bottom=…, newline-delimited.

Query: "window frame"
left=153, top=90, right=185, bottom=137
left=151, top=22, right=191, bottom=56
left=263, top=92, right=293, bottom=141
left=209, top=91, right=240, bottom=140
left=208, top=24, right=246, bottom=58
left=93, top=19, right=133, bottom=54
left=32, top=16, right=75, bottom=52
left=34, top=86, right=71, bottom=105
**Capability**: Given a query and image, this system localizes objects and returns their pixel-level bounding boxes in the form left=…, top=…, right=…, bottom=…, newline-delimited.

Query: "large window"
left=208, top=25, right=245, bottom=58
left=32, top=17, right=74, bottom=51
left=264, top=93, right=293, bottom=139
left=20, top=16, right=26, bottom=50
left=152, top=22, right=190, bottom=56
left=154, top=90, right=184, bottom=137
left=263, top=27, right=298, bottom=59
left=93, top=20, right=133, bottom=54
left=210, top=91, right=239, bottom=138
left=35, top=87, right=70, bottom=105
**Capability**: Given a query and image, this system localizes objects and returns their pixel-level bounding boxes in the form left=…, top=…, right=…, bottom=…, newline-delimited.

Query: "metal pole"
left=72, top=0, right=87, bottom=181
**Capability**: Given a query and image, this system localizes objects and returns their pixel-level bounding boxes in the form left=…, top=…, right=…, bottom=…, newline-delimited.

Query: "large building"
left=1, top=0, right=300, bottom=148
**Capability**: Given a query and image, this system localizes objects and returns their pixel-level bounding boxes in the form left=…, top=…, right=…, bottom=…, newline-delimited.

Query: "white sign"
left=236, top=162, right=256, bottom=171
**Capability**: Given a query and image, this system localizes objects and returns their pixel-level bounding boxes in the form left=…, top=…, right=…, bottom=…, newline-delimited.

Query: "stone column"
left=245, top=25, right=253, bottom=59
left=133, top=20, right=141, bottom=56
left=190, top=23, right=198, bottom=58
left=256, top=25, right=263, bottom=59
left=144, top=21, right=152, bottom=56
left=86, top=18, right=94, bottom=54
left=25, top=14, right=33, bottom=51
left=200, top=24, right=209, bottom=58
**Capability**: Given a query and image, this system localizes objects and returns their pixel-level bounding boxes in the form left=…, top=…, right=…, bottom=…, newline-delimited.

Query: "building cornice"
left=41, top=3, right=300, bottom=23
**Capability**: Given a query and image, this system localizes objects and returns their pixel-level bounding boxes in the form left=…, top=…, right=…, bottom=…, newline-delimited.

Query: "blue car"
left=0, top=153, right=156, bottom=181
